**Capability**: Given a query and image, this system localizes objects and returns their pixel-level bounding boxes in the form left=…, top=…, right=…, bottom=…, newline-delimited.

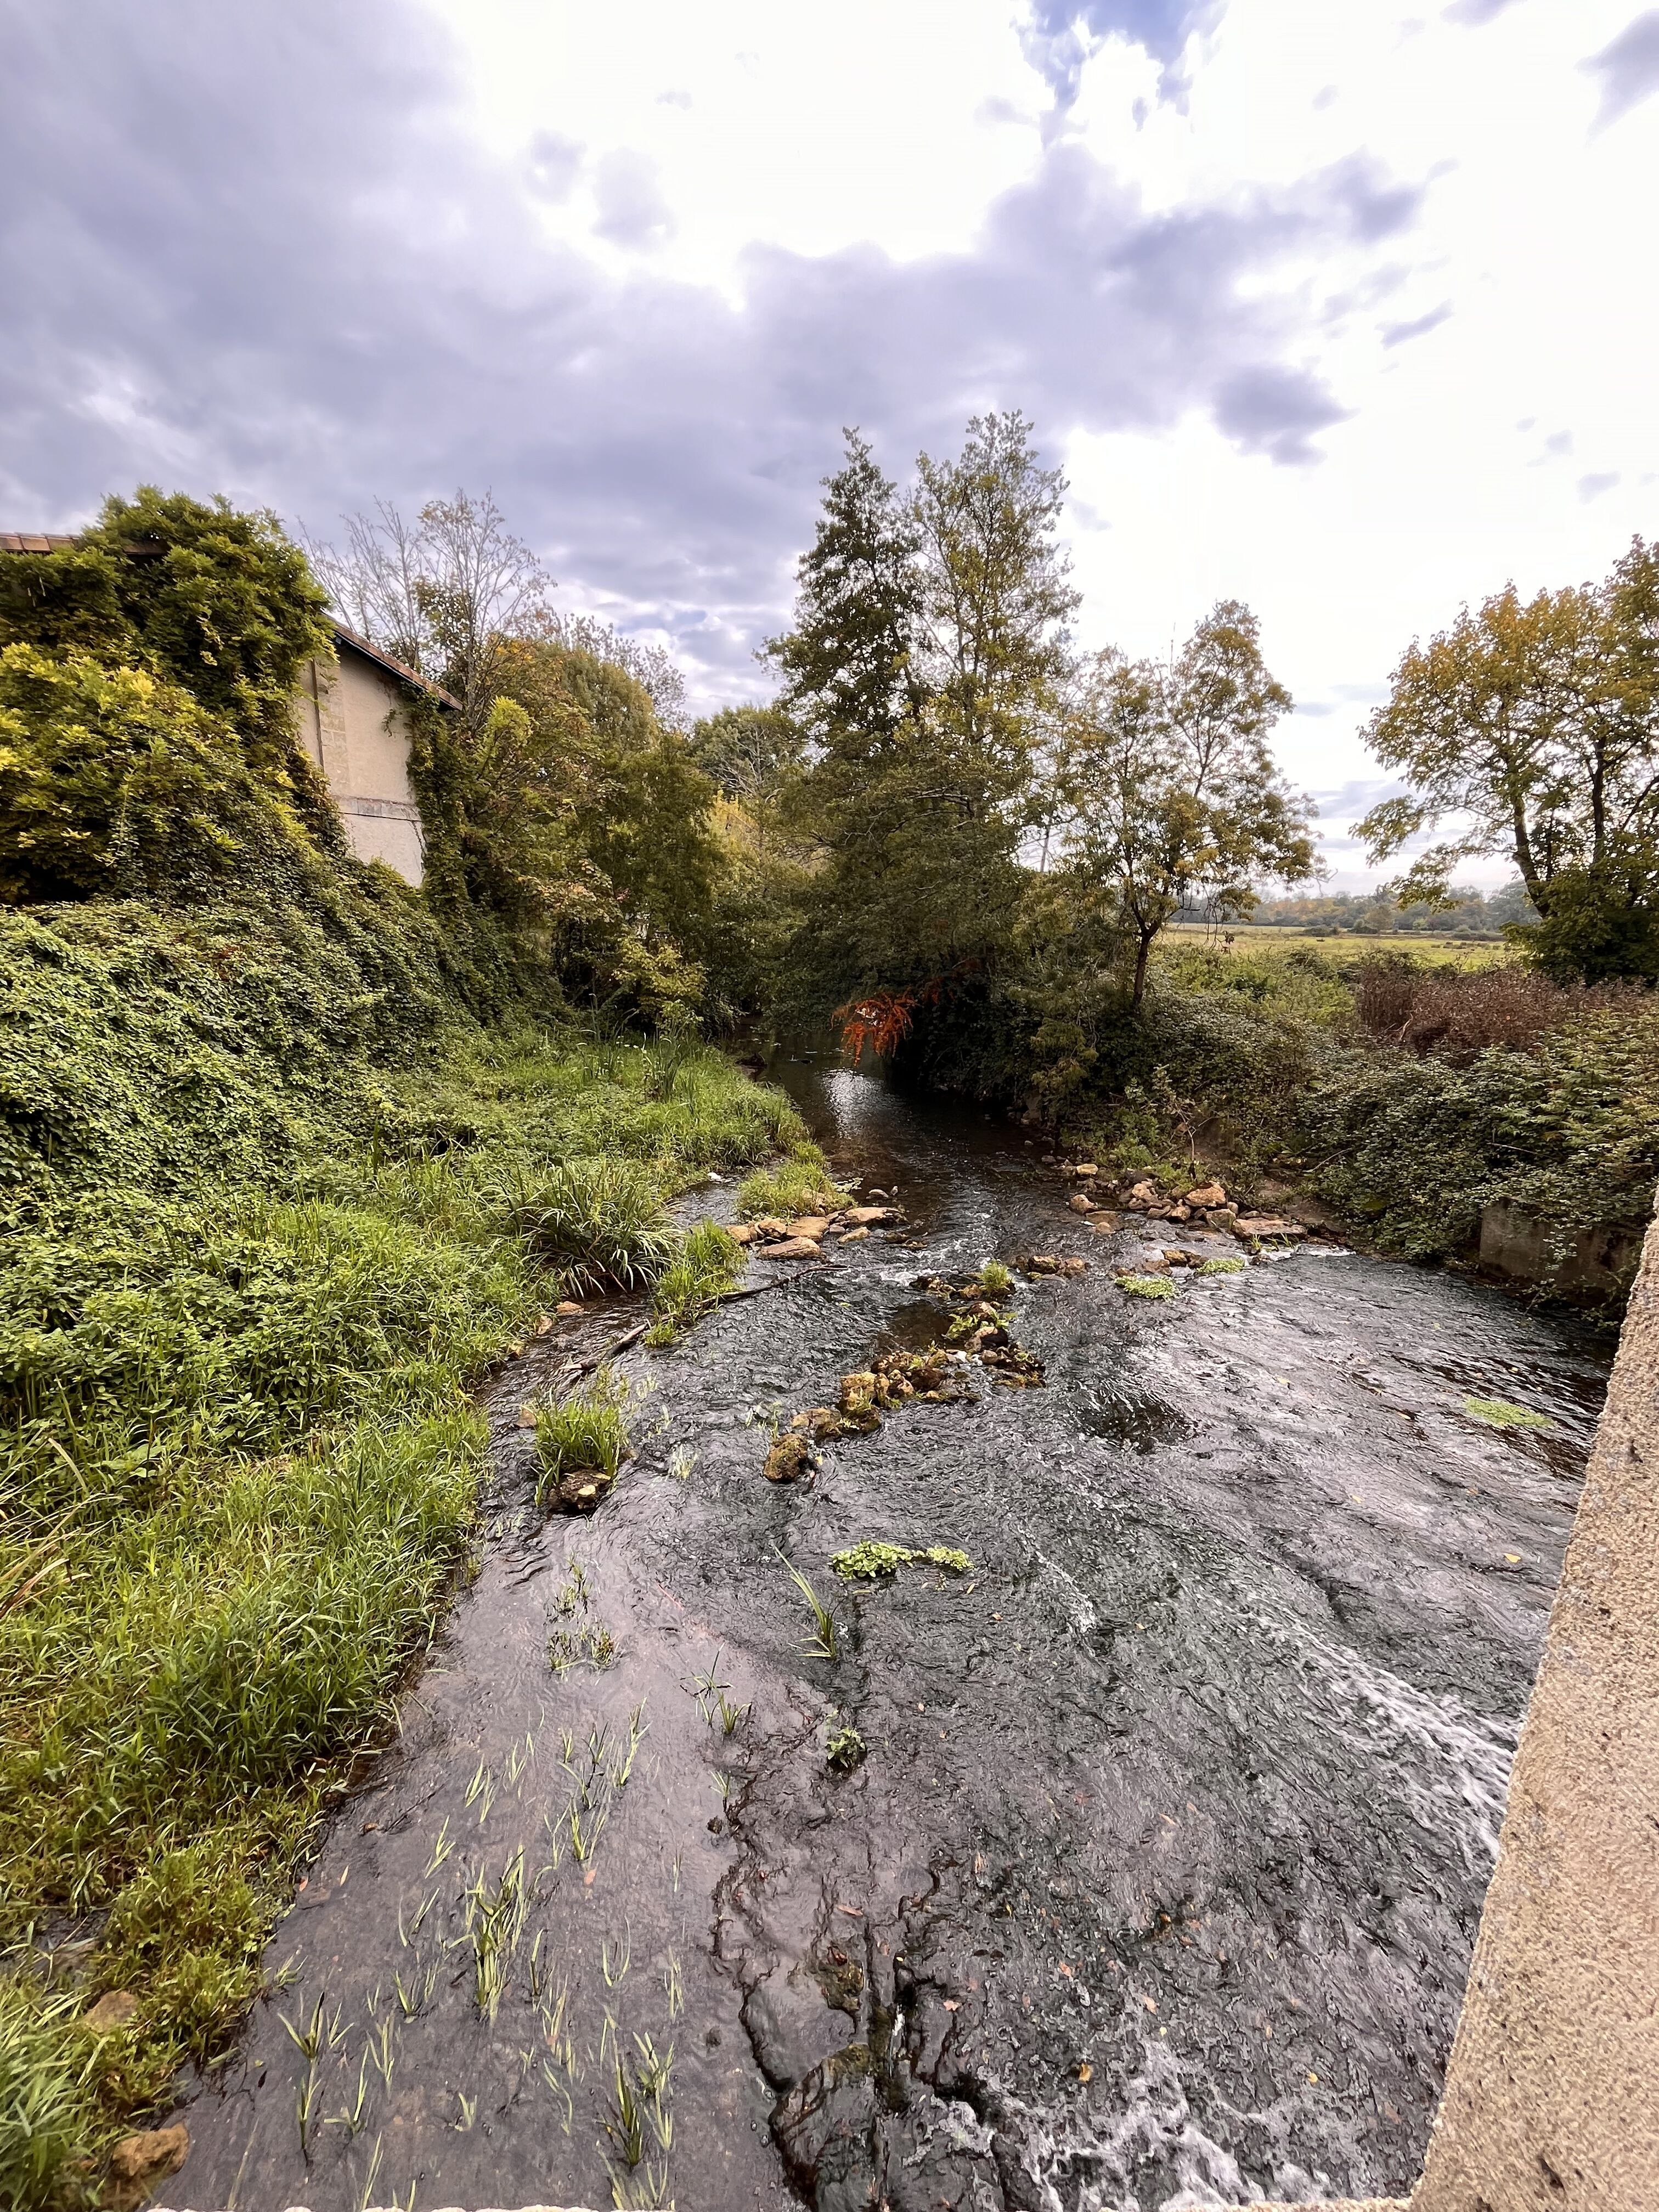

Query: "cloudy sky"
left=4, top=0, right=1657, bottom=884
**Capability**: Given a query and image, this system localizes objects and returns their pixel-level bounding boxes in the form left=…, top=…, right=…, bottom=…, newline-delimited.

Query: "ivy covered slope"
left=0, top=492, right=815, bottom=2208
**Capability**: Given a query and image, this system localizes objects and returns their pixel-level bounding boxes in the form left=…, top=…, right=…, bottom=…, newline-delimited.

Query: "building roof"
left=329, top=620, right=461, bottom=713
left=1, top=532, right=462, bottom=712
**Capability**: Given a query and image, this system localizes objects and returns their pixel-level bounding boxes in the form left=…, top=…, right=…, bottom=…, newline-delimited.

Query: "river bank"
left=165, top=1047, right=1608, bottom=2212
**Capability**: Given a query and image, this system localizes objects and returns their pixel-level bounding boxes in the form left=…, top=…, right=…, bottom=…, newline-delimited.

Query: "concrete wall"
left=1242, top=1195, right=1659, bottom=2212
left=1478, top=1200, right=1643, bottom=1305
left=293, top=647, right=425, bottom=885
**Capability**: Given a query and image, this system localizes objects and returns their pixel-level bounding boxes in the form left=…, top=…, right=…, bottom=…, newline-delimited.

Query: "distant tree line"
left=1224, top=881, right=1537, bottom=938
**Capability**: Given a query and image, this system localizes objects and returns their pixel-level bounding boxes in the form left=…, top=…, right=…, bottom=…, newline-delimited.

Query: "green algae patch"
left=1464, top=1395, right=1554, bottom=1431
left=1116, top=1273, right=1176, bottom=1300
left=832, top=1541, right=974, bottom=1582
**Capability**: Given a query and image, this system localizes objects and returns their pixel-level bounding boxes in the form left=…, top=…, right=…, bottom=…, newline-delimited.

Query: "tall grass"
left=646, top=1221, right=744, bottom=1345
left=0, top=961, right=814, bottom=2202
left=534, top=1369, right=634, bottom=1504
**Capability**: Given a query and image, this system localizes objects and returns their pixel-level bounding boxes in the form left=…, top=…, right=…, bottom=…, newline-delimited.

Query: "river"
left=172, top=1051, right=1609, bottom=2212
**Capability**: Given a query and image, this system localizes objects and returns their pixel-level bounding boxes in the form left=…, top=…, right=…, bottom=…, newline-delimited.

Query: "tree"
left=308, top=491, right=554, bottom=734
left=689, top=704, right=803, bottom=803
left=911, top=409, right=1077, bottom=784
left=1057, top=603, right=1316, bottom=1007
left=1356, top=540, right=1659, bottom=980
left=765, top=416, right=1077, bottom=1010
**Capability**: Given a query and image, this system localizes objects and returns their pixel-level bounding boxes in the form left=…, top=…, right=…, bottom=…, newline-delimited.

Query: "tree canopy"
left=1357, top=538, right=1659, bottom=980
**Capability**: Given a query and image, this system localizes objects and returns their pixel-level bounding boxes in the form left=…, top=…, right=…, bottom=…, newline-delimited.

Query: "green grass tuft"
left=1196, top=1256, right=1247, bottom=1276
left=738, top=1147, right=849, bottom=1220
left=535, top=1368, right=634, bottom=1501
left=490, top=1155, right=678, bottom=1297
left=1116, top=1273, right=1177, bottom=1300
left=646, top=1220, right=744, bottom=1345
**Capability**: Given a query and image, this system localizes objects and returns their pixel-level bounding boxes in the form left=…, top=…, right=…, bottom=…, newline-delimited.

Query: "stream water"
left=170, top=1053, right=1609, bottom=2212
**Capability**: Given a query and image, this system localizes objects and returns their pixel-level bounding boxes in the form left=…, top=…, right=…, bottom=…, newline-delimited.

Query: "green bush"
left=1302, top=1009, right=1659, bottom=1264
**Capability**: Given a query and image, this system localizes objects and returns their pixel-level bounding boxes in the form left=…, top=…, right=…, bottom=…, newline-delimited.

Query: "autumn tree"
left=1356, top=539, right=1659, bottom=980
left=1057, top=603, right=1316, bottom=1006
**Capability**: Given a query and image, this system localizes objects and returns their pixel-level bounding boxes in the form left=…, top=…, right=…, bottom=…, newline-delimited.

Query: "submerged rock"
left=764, top=1431, right=817, bottom=1483
left=546, top=1465, right=616, bottom=1513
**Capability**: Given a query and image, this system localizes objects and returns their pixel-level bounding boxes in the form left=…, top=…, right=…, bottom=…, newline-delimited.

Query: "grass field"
left=1162, top=922, right=1516, bottom=967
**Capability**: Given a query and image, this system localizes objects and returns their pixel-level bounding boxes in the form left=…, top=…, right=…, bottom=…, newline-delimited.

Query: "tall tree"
left=1057, top=603, right=1316, bottom=1006
left=911, top=409, right=1077, bottom=787
left=308, top=492, right=553, bottom=734
left=766, top=417, right=1077, bottom=1003
left=1356, top=540, right=1659, bottom=979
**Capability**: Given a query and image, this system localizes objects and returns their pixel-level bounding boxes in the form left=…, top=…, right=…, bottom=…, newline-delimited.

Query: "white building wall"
left=293, top=645, right=427, bottom=885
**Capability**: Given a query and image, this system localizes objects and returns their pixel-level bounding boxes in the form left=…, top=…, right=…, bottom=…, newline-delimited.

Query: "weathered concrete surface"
left=1478, top=1198, right=1643, bottom=1304
left=1240, top=1200, right=1659, bottom=2212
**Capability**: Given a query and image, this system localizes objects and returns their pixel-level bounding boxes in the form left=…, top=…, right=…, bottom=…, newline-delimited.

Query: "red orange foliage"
left=836, top=984, right=936, bottom=1063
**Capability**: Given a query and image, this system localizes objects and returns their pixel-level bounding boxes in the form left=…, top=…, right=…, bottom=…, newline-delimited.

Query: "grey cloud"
left=592, top=150, right=675, bottom=247
left=1381, top=302, right=1452, bottom=347
left=527, top=132, right=584, bottom=202
left=1584, top=11, right=1659, bottom=128
left=1212, top=368, right=1351, bottom=465
left=1579, top=471, right=1620, bottom=501
left=1443, top=0, right=1523, bottom=24
left=0, top=0, right=1421, bottom=700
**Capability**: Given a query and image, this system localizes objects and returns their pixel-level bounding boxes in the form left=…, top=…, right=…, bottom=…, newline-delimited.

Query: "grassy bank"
left=0, top=900, right=817, bottom=2208
left=1060, top=940, right=1659, bottom=1293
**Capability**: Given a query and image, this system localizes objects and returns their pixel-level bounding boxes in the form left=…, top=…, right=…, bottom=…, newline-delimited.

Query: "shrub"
left=1351, top=957, right=1646, bottom=1058
left=1303, top=1008, right=1659, bottom=1265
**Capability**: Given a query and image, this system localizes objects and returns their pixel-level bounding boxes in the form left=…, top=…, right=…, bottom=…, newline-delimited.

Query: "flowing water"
left=171, top=1054, right=1609, bottom=2212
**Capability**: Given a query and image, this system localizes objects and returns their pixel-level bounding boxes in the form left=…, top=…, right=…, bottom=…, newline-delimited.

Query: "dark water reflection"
left=173, top=1054, right=1609, bottom=2212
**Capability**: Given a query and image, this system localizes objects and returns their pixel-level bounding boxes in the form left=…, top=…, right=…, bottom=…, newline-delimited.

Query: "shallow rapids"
left=174, top=1054, right=1608, bottom=2212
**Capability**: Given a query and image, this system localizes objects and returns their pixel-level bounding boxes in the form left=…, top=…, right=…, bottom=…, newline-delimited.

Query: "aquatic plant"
left=1464, top=1395, right=1554, bottom=1431
left=1196, top=1256, right=1247, bottom=1276
left=1116, top=1273, right=1177, bottom=1300
left=534, top=1368, right=633, bottom=1505
left=826, top=1721, right=867, bottom=1772
left=831, top=1541, right=973, bottom=1581
left=977, top=1259, right=1014, bottom=1295
left=776, top=1550, right=838, bottom=1659
left=646, top=1218, right=744, bottom=1344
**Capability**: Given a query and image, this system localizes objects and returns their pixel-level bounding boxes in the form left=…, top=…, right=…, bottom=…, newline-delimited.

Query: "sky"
left=3, top=0, right=1657, bottom=887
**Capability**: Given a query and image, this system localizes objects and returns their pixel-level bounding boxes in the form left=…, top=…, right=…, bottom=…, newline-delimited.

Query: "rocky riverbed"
left=166, top=1052, right=1609, bottom=2212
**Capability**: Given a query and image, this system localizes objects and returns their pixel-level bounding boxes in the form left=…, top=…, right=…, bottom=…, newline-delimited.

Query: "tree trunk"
left=1131, top=929, right=1154, bottom=1009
